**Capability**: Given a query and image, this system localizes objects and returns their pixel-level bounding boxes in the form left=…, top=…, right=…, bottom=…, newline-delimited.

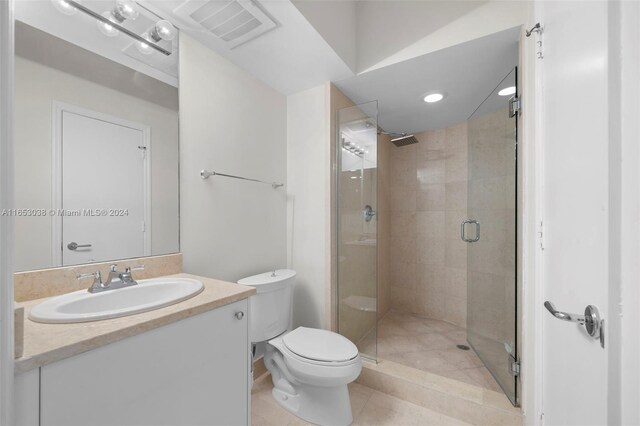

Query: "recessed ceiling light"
left=499, top=86, right=516, bottom=96
left=423, top=93, right=444, bottom=103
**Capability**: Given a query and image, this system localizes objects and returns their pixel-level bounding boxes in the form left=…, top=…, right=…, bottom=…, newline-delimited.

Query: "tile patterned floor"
left=251, top=375, right=471, bottom=426
left=374, top=311, right=502, bottom=392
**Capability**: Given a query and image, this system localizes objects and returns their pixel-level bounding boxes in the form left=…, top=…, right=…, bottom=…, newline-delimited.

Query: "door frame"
left=0, top=0, right=15, bottom=424
left=51, top=101, right=152, bottom=266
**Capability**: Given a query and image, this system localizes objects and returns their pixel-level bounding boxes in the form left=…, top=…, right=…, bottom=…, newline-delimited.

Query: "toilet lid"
left=283, top=327, right=359, bottom=362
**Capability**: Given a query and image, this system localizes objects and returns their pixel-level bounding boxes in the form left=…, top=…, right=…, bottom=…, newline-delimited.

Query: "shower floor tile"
left=375, top=311, right=502, bottom=392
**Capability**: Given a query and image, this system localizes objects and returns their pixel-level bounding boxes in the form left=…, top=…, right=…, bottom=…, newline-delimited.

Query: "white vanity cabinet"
left=16, top=299, right=250, bottom=426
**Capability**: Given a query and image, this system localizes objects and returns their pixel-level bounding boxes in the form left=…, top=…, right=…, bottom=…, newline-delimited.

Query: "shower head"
left=390, top=134, right=418, bottom=147
left=379, top=130, right=419, bottom=147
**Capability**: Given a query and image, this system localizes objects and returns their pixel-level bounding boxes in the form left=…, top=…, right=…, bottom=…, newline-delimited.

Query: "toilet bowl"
left=238, top=270, right=362, bottom=426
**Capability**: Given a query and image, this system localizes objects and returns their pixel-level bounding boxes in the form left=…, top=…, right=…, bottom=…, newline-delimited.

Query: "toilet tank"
left=237, top=269, right=296, bottom=343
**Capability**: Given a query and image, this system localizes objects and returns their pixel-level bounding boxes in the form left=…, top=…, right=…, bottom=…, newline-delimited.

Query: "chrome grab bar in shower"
left=460, top=219, right=480, bottom=243
left=200, top=169, right=284, bottom=189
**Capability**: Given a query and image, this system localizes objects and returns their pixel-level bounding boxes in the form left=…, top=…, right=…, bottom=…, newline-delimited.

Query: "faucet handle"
left=125, top=265, right=145, bottom=273
left=77, top=271, right=102, bottom=283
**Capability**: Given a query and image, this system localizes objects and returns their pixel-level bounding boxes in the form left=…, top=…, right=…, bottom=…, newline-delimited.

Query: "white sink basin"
left=29, top=278, right=204, bottom=324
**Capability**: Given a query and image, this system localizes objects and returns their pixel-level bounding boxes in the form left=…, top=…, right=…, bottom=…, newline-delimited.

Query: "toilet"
left=238, top=270, right=362, bottom=426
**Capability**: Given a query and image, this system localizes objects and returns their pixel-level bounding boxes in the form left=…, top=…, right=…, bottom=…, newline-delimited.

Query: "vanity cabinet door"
left=14, top=369, right=40, bottom=426
left=40, top=299, right=249, bottom=426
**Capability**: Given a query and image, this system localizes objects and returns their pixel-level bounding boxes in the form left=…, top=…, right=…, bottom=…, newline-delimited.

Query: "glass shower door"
left=336, top=101, right=378, bottom=361
left=465, top=68, right=518, bottom=404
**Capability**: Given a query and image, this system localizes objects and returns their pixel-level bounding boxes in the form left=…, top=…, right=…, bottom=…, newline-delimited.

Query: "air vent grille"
left=175, top=0, right=276, bottom=48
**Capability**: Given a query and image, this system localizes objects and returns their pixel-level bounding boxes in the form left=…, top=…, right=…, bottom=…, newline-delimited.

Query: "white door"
left=59, top=106, right=149, bottom=265
left=539, top=1, right=611, bottom=424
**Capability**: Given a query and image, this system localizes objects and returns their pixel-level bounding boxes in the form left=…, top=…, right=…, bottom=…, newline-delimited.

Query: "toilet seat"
left=282, top=327, right=359, bottom=364
left=268, top=330, right=362, bottom=388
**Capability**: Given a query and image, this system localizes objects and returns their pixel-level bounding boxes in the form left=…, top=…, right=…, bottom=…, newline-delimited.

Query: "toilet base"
left=271, top=383, right=353, bottom=426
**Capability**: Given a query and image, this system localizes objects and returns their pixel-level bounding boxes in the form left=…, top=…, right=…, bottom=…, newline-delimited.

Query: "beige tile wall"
left=388, top=122, right=469, bottom=328
left=377, top=133, right=391, bottom=320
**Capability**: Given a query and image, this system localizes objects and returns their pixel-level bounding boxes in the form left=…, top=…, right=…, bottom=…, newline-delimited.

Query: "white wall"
left=286, top=84, right=329, bottom=329
left=179, top=33, right=287, bottom=283
left=14, top=56, right=179, bottom=272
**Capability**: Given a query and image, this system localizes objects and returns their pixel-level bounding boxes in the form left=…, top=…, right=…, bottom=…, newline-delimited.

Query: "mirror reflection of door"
left=55, top=104, right=150, bottom=266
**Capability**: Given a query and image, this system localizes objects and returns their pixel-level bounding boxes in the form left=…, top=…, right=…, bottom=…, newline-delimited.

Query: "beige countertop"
left=14, top=273, right=255, bottom=374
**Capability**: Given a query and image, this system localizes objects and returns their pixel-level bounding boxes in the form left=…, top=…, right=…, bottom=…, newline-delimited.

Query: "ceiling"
left=333, top=27, right=520, bottom=134
left=145, top=0, right=355, bottom=95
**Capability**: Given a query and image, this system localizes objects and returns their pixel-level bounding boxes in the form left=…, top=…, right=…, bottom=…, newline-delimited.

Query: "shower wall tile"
left=444, top=148, right=468, bottom=183
left=417, top=128, right=446, bottom=154
left=390, top=212, right=417, bottom=238
left=445, top=181, right=467, bottom=211
left=445, top=122, right=467, bottom=150
left=445, top=267, right=467, bottom=300
left=391, top=235, right=417, bottom=264
left=388, top=123, right=470, bottom=328
left=378, top=133, right=392, bottom=320
left=445, top=238, right=467, bottom=270
left=417, top=288, right=445, bottom=319
left=417, top=183, right=445, bottom=211
left=417, top=158, right=445, bottom=184
left=417, top=264, right=445, bottom=295
left=443, top=295, right=467, bottom=329
left=445, top=210, right=467, bottom=241
left=391, top=158, right=417, bottom=187
left=390, top=186, right=417, bottom=212
left=416, top=211, right=445, bottom=239
left=417, top=236, right=445, bottom=266
left=390, top=261, right=416, bottom=289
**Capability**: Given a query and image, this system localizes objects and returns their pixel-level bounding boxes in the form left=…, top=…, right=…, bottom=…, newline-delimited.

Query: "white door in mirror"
left=28, top=278, right=204, bottom=324
left=60, top=107, right=149, bottom=266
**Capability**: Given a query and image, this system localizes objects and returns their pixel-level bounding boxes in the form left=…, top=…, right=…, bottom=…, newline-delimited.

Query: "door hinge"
left=141, top=220, right=146, bottom=232
left=509, top=355, right=520, bottom=377
left=538, top=220, right=544, bottom=250
left=509, top=96, right=521, bottom=117
left=138, top=145, right=147, bottom=159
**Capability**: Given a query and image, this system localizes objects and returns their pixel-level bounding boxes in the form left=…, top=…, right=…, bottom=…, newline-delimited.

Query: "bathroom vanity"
left=14, top=274, right=255, bottom=426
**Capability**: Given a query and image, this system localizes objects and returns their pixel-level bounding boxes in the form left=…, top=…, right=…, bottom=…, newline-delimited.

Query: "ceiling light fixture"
left=423, top=93, right=444, bottom=103
left=136, top=33, right=154, bottom=55
left=97, top=11, right=120, bottom=37
left=51, top=0, right=173, bottom=56
left=499, top=86, right=516, bottom=96
left=111, top=0, right=139, bottom=22
left=150, top=20, right=177, bottom=42
left=51, top=0, right=78, bottom=15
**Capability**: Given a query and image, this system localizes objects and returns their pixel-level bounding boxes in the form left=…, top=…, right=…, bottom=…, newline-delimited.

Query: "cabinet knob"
left=235, top=311, right=245, bottom=320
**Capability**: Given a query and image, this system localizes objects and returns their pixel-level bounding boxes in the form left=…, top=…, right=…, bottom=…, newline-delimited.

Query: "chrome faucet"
left=77, top=264, right=145, bottom=293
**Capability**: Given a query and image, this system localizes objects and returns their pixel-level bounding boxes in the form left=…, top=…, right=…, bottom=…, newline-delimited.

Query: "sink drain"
left=456, top=344, right=470, bottom=351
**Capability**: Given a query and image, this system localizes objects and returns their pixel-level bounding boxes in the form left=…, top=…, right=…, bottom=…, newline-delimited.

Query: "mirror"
left=13, top=0, right=180, bottom=272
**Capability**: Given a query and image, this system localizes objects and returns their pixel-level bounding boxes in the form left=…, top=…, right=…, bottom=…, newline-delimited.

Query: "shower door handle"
left=460, top=220, right=480, bottom=243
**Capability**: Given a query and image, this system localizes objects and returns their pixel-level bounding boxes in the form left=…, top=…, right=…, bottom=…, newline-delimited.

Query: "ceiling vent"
left=173, top=0, right=276, bottom=49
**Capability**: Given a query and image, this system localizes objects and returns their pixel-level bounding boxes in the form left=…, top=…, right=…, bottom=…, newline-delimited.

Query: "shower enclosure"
left=335, top=68, right=518, bottom=405
left=336, top=101, right=378, bottom=361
